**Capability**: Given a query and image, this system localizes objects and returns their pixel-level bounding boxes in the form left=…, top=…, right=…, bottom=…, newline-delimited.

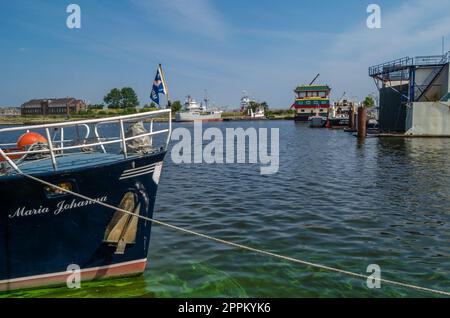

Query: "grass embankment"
left=0, top=109, right=295, bottom=125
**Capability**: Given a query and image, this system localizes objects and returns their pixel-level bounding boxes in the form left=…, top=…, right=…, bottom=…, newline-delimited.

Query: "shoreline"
left=0, top=115, right=295, bottom=125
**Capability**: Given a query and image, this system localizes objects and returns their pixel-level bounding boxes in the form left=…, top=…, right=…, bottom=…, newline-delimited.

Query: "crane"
left=309, top=73, right=320, bottom=86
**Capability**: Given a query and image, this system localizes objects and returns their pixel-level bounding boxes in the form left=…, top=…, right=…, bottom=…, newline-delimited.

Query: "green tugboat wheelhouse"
left=291, top=74, right=331, bottom=122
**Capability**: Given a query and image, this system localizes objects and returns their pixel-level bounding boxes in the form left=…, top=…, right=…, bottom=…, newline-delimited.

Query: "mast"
left=203, top=89, right=209, bottom=110
left=159, top=64, right=170, bottom=108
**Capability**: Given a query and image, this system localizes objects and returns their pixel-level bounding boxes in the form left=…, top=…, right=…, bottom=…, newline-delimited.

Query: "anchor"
left=103, top=192, right=141, bottom=254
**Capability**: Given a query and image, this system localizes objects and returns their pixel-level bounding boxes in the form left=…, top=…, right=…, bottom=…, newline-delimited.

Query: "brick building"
left=21, top=98, right=86, bottom=116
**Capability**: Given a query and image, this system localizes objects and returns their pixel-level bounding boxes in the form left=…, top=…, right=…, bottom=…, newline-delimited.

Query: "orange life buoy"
left=17, top=132, right=48, bottom=149
left=1, top=132, right=48, bottom=162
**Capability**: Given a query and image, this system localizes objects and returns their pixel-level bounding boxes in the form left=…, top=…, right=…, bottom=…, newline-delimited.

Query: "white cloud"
left=317, top=0, right=450, bottom=101
left=131, top=0, right=229, bottom=41
left=332, top=0, right=450, bottom=63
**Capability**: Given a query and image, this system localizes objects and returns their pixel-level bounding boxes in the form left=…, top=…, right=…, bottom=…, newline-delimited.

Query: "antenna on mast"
left=203, top=89, right=209, bottom=110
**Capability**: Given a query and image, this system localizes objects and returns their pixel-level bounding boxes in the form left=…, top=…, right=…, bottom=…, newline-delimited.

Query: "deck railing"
left=369, top=56, right=413, bottom=77
left=413, top=54, right=449, bottom=66
left=0, top=109, right=172, bottom=173
left=369, top=52, right=450, bottom=78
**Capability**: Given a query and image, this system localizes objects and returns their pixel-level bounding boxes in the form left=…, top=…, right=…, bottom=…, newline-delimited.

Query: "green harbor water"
left=1, top=121, right=449, bottom=298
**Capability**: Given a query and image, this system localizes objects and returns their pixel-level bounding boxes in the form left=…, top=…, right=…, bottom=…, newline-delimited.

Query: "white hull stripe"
left=0, top=258, right=147, bottom=285
left=120, top=168, right=155, bottom=180
left=122, top=163, right=158, bottom=175
left=121, top=166, right=156, bottom=177
left=119, top=171, right=154, bottom=180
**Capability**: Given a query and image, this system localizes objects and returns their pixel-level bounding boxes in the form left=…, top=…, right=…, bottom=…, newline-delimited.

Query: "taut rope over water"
left=19, top=172, right=450, bottom=297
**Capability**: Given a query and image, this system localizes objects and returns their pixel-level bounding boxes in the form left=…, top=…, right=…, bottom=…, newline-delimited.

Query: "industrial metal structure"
left=369, top=53, right=450, bottom=133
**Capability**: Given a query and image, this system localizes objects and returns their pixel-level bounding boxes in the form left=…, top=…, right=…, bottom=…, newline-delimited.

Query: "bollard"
left=357, top=106, right=367, bottom=138
left=349, top=107, right=354, bottom=129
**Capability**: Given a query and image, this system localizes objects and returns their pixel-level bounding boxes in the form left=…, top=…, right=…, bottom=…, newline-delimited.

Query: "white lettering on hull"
left=8, top=196, right=108, bottom=219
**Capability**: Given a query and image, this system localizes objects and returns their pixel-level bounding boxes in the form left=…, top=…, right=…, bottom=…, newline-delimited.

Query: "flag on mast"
left=150, top=64, right=169, bottom=107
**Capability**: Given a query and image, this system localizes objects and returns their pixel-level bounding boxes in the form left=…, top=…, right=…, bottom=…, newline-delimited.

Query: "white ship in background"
left=240, top=91, right=253, bottom=112
left=240, top=91, right=266, bottom=119
left=175, top=93, right=223, bottom=122
left=249, top=108, right=266, bottom=119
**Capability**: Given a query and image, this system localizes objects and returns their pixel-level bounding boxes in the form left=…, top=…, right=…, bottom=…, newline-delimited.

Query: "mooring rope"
left=19, top=172, right=450, bottom=297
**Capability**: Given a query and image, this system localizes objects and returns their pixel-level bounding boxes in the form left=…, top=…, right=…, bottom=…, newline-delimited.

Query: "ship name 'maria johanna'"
left=8, top=196, right=109, bottom=219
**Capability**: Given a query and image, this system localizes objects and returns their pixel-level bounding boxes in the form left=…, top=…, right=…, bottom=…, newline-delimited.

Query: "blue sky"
left=1, top=0, right=450, bottom=109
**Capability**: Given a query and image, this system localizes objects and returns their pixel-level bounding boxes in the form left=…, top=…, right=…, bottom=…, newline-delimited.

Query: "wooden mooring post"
left=349, top=106, right=357, bottom=130
left=348, top=107, right=354, bottom=129
left=357, top=106, right=367, bottom=138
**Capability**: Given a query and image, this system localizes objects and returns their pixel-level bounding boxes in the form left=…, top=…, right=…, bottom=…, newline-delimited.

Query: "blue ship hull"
left=0, top=151, right=166, bottom=291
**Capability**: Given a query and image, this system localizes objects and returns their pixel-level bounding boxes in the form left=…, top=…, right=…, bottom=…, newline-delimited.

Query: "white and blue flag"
left=150, top=65, right=168, bottom=107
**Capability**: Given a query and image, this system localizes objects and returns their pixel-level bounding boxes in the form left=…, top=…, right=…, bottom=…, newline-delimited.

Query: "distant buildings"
left=0, top=107, right=21, bottom=116
left=21, top=98, right=86, bottom=116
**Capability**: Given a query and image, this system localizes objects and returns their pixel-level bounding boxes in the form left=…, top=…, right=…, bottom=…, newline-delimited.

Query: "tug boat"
left=326, top=96, right=356, bottom=129
left=0, top=109, right=171, bottom=291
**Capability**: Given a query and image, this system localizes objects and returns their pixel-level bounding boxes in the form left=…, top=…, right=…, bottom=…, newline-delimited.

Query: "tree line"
left=90, top=87, right=274, bottom=114
left=90, top=87, right=182, bottom=113
left=93, top=88, right=377, bottom=112
left=103, top=87, right=139, bottom=109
